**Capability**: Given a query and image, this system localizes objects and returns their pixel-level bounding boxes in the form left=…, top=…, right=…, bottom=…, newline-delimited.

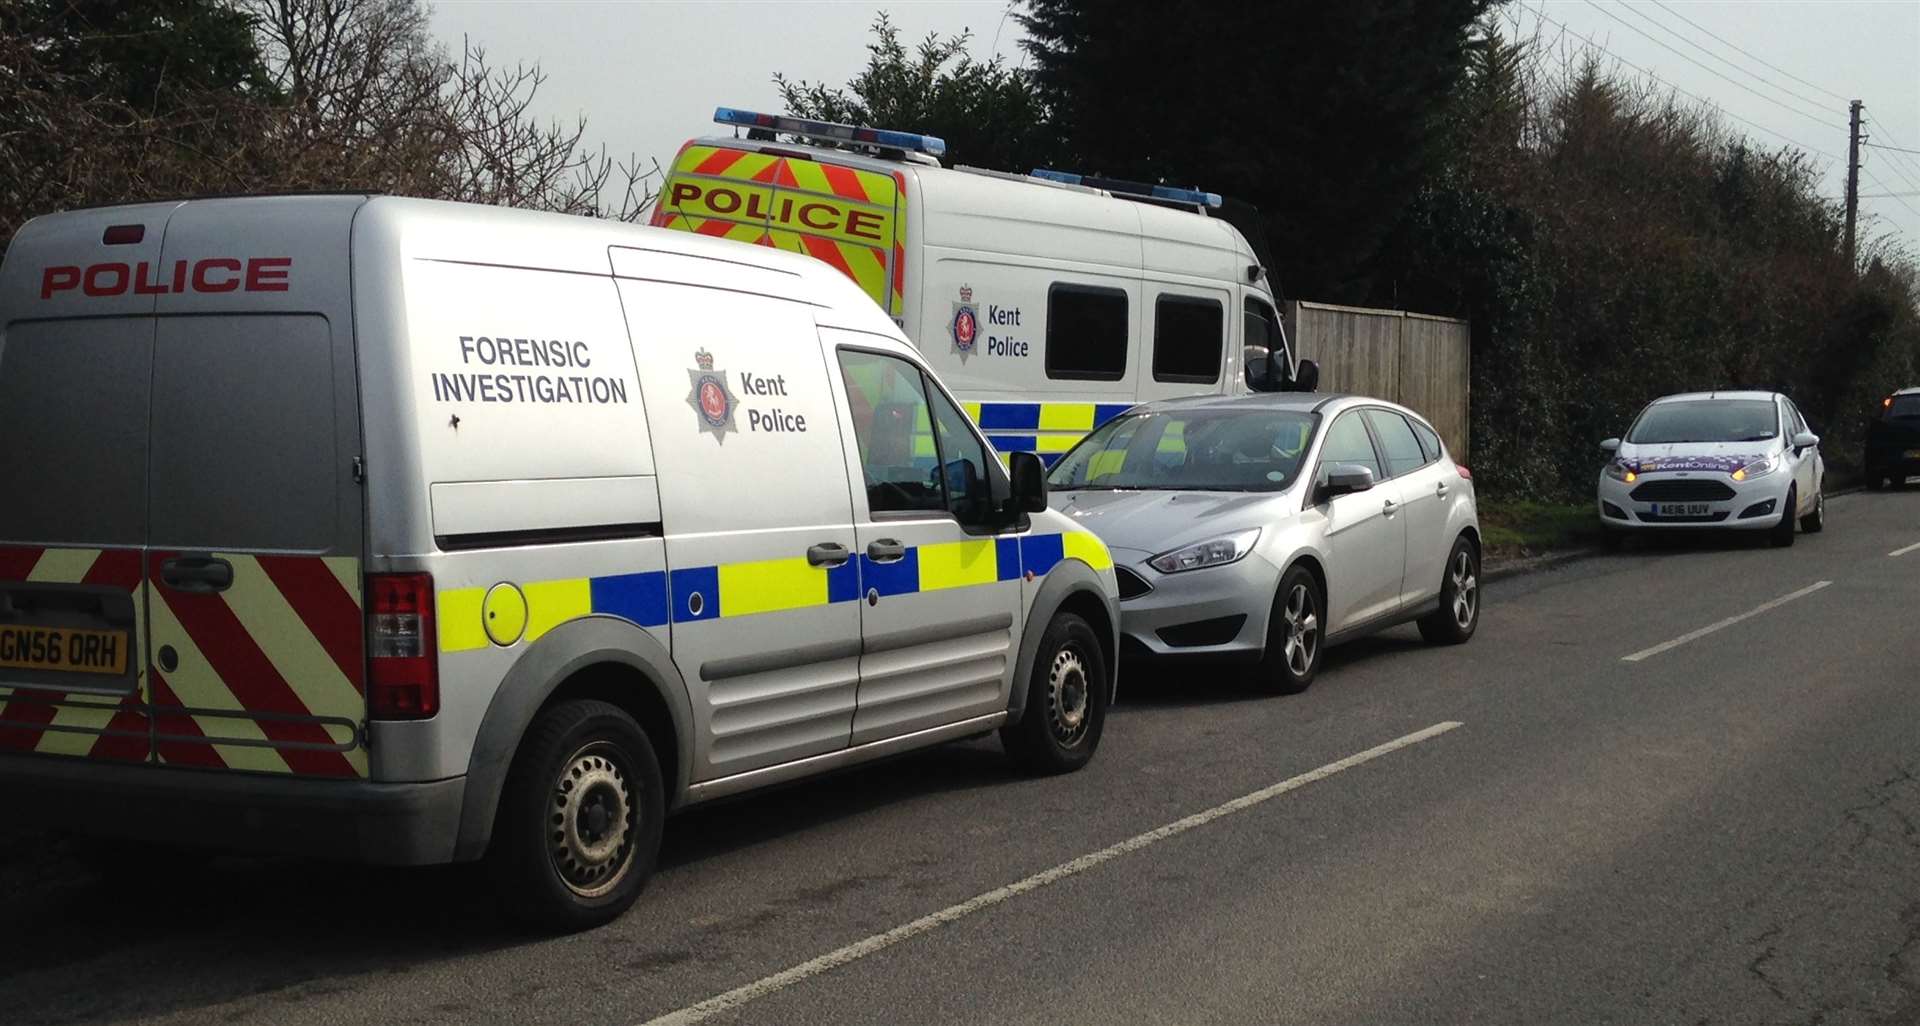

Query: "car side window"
left=1319, top=411, right=1383, bottom=481
left=837, top=349, right=947, bottom=515
left=1410, top=418, right=1443, bottom=463
left=1363, top=410, right=1428, bottom=479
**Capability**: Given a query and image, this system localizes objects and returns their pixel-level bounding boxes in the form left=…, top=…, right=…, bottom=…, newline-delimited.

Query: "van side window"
left=1153, top=295, right=1223, bottom=384
left=1363, top=409, right=1428, bottom=479
left=926, top=384, right=1004, bottom=523
left=1045, top=284, right=1128, bottom=381
left=838, top=349, right=947, bottom=515
left=1244, top=297, right=1283, bottom=388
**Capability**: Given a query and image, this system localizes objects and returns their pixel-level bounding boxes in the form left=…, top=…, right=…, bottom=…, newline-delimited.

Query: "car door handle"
left=160, top=555, right=233, bottom=594
left=867, top=538, right=907, bottom=563
left=1382, top=499, right=1399, bottom=517
left=806, top=542, right=850, bottom=568
left=1436, top=482, right=1451, bottom=499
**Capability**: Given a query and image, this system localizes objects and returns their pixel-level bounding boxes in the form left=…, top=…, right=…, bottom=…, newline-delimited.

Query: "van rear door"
left=0, top=204, right=175, bottom=762
left=140, top=199, right=370, bottom=777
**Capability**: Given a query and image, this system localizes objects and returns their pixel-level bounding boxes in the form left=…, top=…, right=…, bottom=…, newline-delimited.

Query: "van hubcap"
left=551, top=742, right=635, bottom=898
left=1048, top=647, right=1091, bottom=747
left=1451, top=551, right=1478, bottom=629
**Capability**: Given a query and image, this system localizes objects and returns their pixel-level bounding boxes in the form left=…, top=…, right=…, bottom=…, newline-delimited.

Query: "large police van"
left=0, top=195, right=1119, bottom=929
left=654, top=108, right=1318, bottom=464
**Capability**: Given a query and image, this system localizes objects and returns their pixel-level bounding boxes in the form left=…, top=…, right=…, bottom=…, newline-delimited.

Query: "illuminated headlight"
left=1730, top=456, right=1778, bottom=482
left=1604, top=460, right=1637, bottom=483
left=1149, top=528, right=1261, bottom=574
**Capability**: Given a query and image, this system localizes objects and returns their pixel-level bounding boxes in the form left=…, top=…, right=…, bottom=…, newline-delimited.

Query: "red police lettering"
left=83, top=263, right=130, bottom=296
left=191, top=258, right=242, bottom=293
left=844, top=209, right=884, bottom=241
left=797, top=203, right=836, bottom=231
left=669, top=181, right=702, bottom=207
left=40, top=257, right=293, bottom=299
left=246, top=257, right=292, bottom=291
left=40, top=266, right=80, bottom=299
left=707, top=189, right=742, bottom=215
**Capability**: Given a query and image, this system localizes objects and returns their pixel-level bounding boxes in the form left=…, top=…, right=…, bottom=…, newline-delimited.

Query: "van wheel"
left=1001, top=611, right=1107, bottom=775
left=1418, top=538, right=1480, bottom=645
left=1770, top=486, right=1798, bottom=548
left=1251, top=565, right=1323, bottom=694
left=488, top=699, right=664, bottom=933
left=1800, top=484, right=1825, bottom=533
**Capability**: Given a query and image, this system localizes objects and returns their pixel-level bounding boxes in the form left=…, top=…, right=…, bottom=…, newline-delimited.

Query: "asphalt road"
left=4, top=489, right=1919, bottom=1026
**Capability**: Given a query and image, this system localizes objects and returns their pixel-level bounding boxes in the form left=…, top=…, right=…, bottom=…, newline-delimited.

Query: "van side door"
left=824, top=332, right=1025, bottom=743
left=616, top=276, right=862, bottom=782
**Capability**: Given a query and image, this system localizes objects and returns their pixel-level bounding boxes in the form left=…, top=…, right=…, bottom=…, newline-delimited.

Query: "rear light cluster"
left=368, top=573, right=438, bottom=719
left=1456, top=464, right=1473, bottom=480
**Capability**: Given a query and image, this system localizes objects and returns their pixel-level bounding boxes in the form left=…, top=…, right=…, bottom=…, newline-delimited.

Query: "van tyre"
left=1770, top=486, right=1798, bottom=548
left=1252, top=565, right=1324, bottom=694
left=488, top=699, right=664, bottom=933
left=1800, top=483, right=1825, bottom=533
left=1418, top=538, right=1480, bottom=645
left=1001, top=611, right=1107, bottom=775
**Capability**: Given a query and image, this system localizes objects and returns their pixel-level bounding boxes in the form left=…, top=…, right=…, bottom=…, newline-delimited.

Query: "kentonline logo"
left=40, top=258, right=292, bottom=299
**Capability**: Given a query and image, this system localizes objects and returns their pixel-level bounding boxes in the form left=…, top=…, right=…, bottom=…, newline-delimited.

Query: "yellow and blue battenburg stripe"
left=439, top=532, right=1113, bottom=653
left=964, top=401, right=1136, bottom=466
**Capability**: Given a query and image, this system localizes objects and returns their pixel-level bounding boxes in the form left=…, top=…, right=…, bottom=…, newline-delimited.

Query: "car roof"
left=1894, top=386, right=1920, bottom=396
left=1130, top=393, right=1418, bottom=419
left=1649, top=390, right=1779, bottom=404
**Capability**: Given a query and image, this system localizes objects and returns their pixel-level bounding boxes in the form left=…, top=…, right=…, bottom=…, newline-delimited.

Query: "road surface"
left=4, top=489, right=1918, bottom=1025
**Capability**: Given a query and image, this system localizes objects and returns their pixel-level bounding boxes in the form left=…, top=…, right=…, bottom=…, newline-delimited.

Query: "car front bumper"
left=1114, top=548, right=1281, bottom=661
left=1596, top=469, right=1793, bottom=531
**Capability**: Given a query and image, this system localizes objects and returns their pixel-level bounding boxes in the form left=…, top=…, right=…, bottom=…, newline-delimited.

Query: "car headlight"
left=1149, top=528, right=1262, bottom=574
left=1604, top=460, right=1637, bottom=483
left=1731, top=456, right=1778, bottom=481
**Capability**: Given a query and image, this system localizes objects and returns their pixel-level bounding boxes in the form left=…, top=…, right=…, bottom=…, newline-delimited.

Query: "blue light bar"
left=714, top=107, right=946, bottom=157
left=1030, top=168, right=1222, bottom=209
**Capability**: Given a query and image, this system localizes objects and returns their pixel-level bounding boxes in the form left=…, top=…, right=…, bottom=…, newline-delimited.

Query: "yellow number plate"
left=0, top=625, right=130, bottom=675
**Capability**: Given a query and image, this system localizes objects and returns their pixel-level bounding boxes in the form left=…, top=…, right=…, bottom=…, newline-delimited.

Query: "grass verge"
left=1478, top=499, right=1601, bottom=561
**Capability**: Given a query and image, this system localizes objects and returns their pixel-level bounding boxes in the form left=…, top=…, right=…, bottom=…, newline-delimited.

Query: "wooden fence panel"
left=1288, top=301, right=1471, bottom=461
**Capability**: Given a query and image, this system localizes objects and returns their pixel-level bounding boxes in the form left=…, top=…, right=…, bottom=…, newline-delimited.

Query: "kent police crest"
left=949, top=284, right=978, bottom=362
left=686, top=348, right=739, bottom=442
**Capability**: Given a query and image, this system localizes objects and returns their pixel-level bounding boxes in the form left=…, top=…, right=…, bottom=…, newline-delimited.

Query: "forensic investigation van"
left=653, top=108, right=1320, bottom=465
left=0, top=194, right=1120, bottom=930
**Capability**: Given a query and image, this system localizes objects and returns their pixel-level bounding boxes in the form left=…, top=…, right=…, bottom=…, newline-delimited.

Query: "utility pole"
left=1845, top=99, right=1863, bottom=267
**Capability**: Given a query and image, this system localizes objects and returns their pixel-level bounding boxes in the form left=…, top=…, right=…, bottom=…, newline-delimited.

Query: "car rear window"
left=1889, top=394, right=1920, bottom=418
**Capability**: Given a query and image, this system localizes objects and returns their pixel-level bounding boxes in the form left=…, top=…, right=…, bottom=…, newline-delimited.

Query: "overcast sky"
left=430, top=1, right=1920, bottom=254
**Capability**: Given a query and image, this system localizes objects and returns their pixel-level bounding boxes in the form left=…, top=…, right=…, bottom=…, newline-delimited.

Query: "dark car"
left=1865, top=388, right=1920, bottom=489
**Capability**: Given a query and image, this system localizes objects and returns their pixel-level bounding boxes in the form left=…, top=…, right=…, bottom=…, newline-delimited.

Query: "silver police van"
left=0, top=195, right=1120, bottom=929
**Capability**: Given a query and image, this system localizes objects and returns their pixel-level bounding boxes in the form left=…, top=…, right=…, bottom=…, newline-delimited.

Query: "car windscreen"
left=1889, top=394, right=1920, bottom=418
left=1048, top=408, right=1317, bottom=492
left=1626, top=400, right=1778, bottom=444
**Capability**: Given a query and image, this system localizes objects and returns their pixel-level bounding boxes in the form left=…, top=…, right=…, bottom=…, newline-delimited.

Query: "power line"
left=1526, top=6, right=1840, bottom=163
left=1622, top=1, right=1845, bottom=117
left=1579, top=0, right=1838, bottom=131
left=1870, top=132, right=1920, bottom=192
left=1646, top=0, right=1853, bottom=106
left=1862, top=167, right=1920, bottom=221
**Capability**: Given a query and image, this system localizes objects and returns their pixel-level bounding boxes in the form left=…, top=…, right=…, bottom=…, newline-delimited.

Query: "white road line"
left=637, top=721, right=1466, bottom=1026
left=1890, top=541, right=1920, bottom=558
left=1621, top=580, right=1832, bottom=663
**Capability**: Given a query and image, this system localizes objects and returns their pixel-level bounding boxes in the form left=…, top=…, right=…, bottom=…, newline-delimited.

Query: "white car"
left=1597, top=391, right=1826, bottom=547
left=1047, top=394, right=1481, bottom=695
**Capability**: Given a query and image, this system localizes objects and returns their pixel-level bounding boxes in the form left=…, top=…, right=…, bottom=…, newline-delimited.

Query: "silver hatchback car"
left=1047, top=394, right=1481, bottom=693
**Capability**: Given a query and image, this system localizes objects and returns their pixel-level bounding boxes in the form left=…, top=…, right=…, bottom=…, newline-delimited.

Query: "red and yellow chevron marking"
left=0, top=545, right=367, bottom=777
left=657, top=142, right=906, bottom=316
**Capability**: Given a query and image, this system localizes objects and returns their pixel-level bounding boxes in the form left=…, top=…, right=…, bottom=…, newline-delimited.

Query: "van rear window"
left=1046, top=284, right=1128, bottom=382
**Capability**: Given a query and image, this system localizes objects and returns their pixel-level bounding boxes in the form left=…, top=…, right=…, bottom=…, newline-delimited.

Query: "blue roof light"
left=714, top=107, right=946, bottom=158
left=1030, top=168, right=1222, bottom=209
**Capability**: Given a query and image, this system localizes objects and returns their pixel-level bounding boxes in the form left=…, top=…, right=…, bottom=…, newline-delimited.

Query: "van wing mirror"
left=1319, top=463, right=1375, bottom=501
left=1289, top=358, right=1320, bottom=393
left=1007, top=451, right=1049, bottom=514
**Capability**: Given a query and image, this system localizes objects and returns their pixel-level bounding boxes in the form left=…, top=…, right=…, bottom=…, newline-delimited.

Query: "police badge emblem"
left=950, top=284, right=979, bottom=362
left=686, top=348, right=739, bottom=442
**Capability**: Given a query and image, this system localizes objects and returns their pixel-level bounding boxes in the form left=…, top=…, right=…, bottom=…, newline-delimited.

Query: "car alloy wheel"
left=1450, top=549, right=1478, bottom=630
left=1283, top=581, right=1319, bottom=677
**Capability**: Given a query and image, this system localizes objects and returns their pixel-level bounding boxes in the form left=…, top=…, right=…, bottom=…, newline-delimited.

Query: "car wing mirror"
left=1792, top=430, right=1819, bottom=450
left=1599, top=437, right=1621, bottom=453
left=1318, top=463, right=1375, bottom=502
